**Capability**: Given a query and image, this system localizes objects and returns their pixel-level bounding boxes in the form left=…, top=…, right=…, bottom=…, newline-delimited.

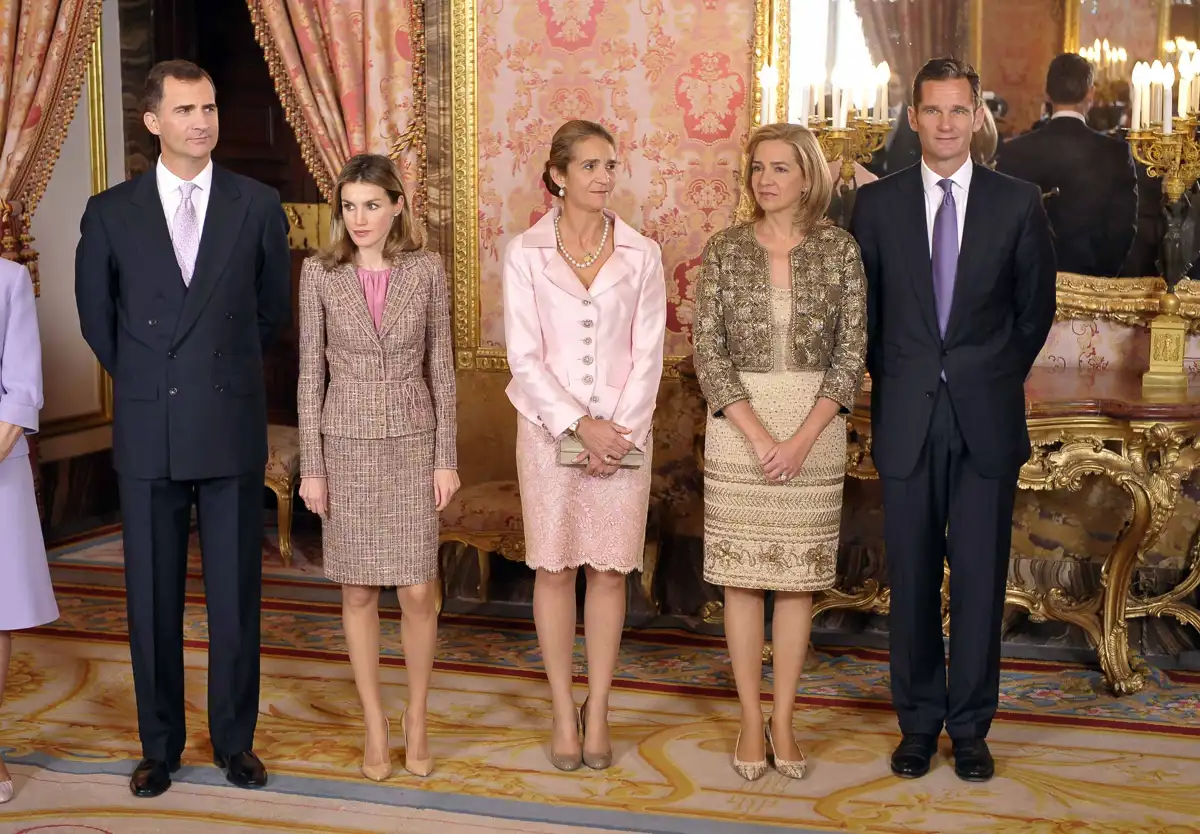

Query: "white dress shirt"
left=1050, top=109, right=1087, bottom=124
left=156, top=156, right=212, bottom=246
left=920, top=157, right=972, bottom=257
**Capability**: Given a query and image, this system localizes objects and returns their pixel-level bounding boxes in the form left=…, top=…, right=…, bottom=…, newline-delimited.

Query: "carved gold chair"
left=264, top=424, right=301, bottom=567
left=439, top=479, right=661, bottom=612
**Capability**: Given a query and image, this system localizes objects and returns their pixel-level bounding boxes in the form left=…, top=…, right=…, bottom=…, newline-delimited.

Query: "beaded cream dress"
left=701, top=285, right=846, bottom=592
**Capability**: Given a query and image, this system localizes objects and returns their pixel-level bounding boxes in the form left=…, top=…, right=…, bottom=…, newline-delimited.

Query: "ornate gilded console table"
left=690, top=364, right=1200, bottom=695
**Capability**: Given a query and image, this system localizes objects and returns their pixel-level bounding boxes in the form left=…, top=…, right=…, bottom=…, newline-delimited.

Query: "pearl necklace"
left=554, top=212, right=610, bottom=270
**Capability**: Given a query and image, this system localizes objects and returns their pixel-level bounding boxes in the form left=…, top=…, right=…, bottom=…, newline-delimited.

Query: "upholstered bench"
left=265, top=425, right=301, bottom=566
left=439, top=480, right=661, bottom=611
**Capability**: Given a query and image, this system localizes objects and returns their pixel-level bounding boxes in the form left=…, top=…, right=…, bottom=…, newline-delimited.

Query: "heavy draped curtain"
left=246, top=0, right=426, bottom=217
left=854, top=0, right=967, bottom=102
left=0, top=0, right=103, bottom=217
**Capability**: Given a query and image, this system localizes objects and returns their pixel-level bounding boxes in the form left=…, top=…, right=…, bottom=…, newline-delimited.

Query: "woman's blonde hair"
left=972, top=106, right=999, bottom=167
left=743, top=123, right=832, bottom=231
left=317, top=153, right=422, bottom=269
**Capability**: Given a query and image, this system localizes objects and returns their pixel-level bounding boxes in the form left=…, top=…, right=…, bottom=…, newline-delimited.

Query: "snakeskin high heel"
left=765, top=721, right=807, bottom=779
left=732, top=726, right=769, bottom=781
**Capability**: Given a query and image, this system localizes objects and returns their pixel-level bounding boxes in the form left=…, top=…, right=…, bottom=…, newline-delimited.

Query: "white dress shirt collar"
left=920, top=156, right=973, bottom=196
left=156, top=156, right=213, bottom=196
left=1050, top=109, right=1087, bottom=123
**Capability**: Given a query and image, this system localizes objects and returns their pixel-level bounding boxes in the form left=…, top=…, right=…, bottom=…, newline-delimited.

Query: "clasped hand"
left=573, top=417, right=632, bottom=478
left=755, top=432, right=814, bottom=483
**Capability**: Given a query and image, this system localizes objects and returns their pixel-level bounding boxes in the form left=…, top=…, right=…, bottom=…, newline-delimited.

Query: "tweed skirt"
left=515, top=415, right=652, bottom=574
left=321, top=432, right=437, bottom=586
left=702, top=369, right=845, bottom=592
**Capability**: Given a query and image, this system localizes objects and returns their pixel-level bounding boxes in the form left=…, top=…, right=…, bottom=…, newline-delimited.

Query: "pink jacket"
left=503, top=209, right=666, bottom=450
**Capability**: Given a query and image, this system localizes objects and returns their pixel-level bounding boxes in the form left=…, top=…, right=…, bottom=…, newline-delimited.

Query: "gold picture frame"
left=42, top=24, right=114, bottom=438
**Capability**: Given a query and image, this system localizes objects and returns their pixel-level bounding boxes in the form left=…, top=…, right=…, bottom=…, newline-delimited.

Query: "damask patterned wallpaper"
left=473, top=0, right=755, bottom=359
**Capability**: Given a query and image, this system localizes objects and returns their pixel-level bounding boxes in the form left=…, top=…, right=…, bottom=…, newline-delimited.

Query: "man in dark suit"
left=849, top=57, right=1056, bottom=783
left=995, top=52, right=1138, bottom=276
left=75, top=60, right=290, bottom=798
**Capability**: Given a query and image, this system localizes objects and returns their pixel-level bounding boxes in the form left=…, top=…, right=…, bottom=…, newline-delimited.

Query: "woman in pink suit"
left=0, top=259, right=59, bottom=803
left=503, top=120, right=667, bottom=771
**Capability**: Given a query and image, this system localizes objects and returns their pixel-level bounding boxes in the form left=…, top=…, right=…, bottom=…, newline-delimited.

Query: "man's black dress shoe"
left=129, top=758, right=181, bottom=798
left=214, top=750, right=268, bottom=788
left=890, top=734, right=937, bottom=779
left=952, top=738, right=995, bottom=782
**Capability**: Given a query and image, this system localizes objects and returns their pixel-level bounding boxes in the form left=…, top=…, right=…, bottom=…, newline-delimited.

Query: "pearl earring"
left=558, top=186, right=566, bottom=197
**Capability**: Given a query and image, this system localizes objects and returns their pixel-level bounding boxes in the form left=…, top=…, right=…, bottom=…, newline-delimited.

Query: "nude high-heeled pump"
left=549, top=706, right=583, bottom=771
left=360, top=718, right=393, bottom=782
left=579, top=696, right=612, bottom=770
left=402, top=708, right=433, bottom=777
left=765, top=720, right=807, bottom=779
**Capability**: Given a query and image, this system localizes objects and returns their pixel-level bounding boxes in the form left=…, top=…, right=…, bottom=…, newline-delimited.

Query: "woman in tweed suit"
left=298, top=154, right=458, bottom=781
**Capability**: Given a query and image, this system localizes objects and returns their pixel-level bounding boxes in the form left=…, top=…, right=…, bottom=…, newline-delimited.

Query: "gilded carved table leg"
left=1013, top=425, right=1200, bottom=694
left=1122, top=431, right=1200, bottom=641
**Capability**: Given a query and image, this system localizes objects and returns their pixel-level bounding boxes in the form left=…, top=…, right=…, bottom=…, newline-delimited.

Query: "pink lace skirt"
left=515, top=416, right=652, bottom=574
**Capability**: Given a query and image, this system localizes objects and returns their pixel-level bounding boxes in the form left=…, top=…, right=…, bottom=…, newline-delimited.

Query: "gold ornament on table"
left=1127, top=58, right=1199, bottom=393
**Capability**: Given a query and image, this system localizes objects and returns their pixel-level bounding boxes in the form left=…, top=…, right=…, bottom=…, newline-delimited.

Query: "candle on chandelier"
left=1164, top=61, right=1175, bottom=133
left=758, top=62, right=778, bottom=125
left=1147, top=62, right=1156, bottom=129
left=877, top=61, right=890, bottom=123
left=1178, top=53, right=1192, bottom=118
left=1144, top=62, right=1156, bottom=128
left=1129, top=62, right=1142, bottom=130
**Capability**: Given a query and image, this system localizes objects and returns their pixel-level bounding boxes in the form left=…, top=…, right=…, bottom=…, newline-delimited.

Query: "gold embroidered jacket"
left=691, top=222, right=867, bottom=414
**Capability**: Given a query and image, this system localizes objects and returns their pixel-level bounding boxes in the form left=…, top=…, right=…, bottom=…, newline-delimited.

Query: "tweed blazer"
left=298, top=250, right=457, bottom=477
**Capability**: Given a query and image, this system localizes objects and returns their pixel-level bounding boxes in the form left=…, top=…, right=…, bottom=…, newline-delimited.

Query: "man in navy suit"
left=76, top=60, right=290, bottom=798
left=850, top=57, right=1056, bottom=783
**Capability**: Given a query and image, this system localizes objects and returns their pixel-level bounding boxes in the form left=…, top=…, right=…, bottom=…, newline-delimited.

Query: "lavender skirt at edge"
left=0, top=453, right=58, bottom=630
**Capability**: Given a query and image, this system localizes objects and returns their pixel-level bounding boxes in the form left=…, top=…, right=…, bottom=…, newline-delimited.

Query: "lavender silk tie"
left=931, top=178, right=958, bottom=337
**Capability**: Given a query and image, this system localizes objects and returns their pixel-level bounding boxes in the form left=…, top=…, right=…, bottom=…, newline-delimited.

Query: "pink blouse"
left=357, top=267, right=390, bottom=331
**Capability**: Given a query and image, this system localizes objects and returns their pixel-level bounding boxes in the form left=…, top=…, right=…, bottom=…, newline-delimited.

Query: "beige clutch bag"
left=558, top=435, right=645, bottom=468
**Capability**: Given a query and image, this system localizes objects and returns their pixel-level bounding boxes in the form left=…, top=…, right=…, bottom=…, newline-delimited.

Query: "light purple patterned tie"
left=173, top=181, right=200, bottom=286
left=932, top=178, right=958, bottom=337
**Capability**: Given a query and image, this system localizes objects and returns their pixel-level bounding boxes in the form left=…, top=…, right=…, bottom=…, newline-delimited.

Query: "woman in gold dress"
left=692, top=123, right=867, bottom=781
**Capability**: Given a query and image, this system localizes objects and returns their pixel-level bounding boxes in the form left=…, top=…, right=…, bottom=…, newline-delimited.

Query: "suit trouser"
left=881, top=383, right=1018, bottom=740
left=118, top=473, right=263, bottom=762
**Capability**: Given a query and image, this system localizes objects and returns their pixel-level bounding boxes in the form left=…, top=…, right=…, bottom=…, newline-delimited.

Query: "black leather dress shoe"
left=214, top=750, right=268, bottom=788
left=890, top=734, right=937, bottom=779
left=130, top=758, right=181, bottom=798
left=952, top=738, right=995, bottom=782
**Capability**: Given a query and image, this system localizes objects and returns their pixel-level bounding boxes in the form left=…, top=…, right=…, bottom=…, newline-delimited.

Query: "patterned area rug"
left=0, top=529, right=1196, bottom=832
